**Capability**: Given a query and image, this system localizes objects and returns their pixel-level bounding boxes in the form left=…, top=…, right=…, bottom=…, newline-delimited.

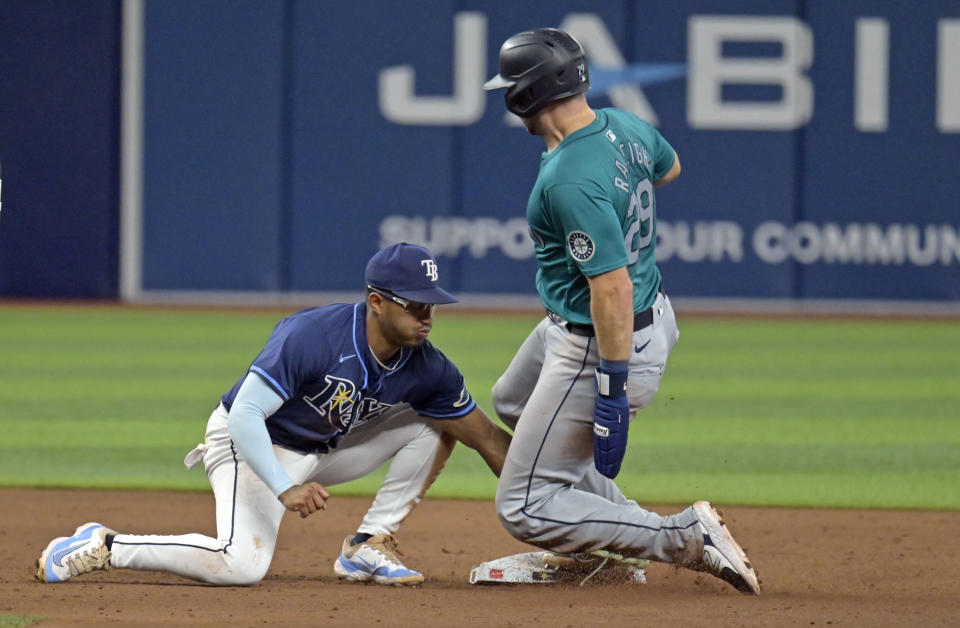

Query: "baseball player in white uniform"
left=36, top=243, right=511, bottom=587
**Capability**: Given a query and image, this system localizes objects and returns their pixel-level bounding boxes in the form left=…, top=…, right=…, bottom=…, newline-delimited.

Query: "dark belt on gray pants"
left=549, top=290, right=663, bottom=338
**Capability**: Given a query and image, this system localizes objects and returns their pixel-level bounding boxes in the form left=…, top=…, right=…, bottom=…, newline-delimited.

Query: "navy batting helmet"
left=483, top=28, right=590, bottom=118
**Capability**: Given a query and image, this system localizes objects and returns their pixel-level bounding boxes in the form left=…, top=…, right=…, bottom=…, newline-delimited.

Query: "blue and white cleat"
left=333, top=534, right=424, bottom=586
left=36, top=522, right=116, bottom=583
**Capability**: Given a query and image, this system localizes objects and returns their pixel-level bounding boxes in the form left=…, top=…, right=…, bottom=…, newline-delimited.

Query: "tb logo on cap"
left=421, top=259, right=439, bottom=281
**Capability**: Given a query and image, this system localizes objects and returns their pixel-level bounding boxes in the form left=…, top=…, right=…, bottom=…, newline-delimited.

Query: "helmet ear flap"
left=506, top=74, right=549, bottom=117
left=505, top=85, right=533, bottom=116
left=504, top=58, right=590, bottom=117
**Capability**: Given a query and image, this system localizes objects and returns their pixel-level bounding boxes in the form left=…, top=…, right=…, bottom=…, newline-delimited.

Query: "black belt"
left=550, top=290, right=663, bottom=338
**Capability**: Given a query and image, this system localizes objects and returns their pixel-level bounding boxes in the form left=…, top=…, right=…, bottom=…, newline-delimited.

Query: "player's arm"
left=585, top=267, right=634, bottom=479
left=228, top=373, right=330, bottom=518
left=432, top=406, right=512, bottom=476
left=654, top=150, right=681, bottom=188
left=549, top=181, right=634, bottom=478
left=586, top=266, right=634, bottom=361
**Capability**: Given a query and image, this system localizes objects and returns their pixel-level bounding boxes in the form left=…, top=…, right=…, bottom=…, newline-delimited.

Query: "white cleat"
left=691, top=501, right=761, bottom=594
left=36, top=522, right=116, bottom=583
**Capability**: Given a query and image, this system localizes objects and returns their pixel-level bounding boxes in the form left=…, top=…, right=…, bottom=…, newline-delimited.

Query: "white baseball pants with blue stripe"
left=108, top=403, right=451, bottom=584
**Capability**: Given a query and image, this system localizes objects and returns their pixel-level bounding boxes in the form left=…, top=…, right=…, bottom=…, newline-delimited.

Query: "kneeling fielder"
left=36, top=243, right=511, bottom=587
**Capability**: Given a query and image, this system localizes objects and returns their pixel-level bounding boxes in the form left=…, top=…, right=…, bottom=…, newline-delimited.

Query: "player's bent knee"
left=490, top=380, right=504, bottom=411
left=495, top=508, right=526, bottom=541
left=490, top=379, right=520, bottom=429
left=214, top=565, right=268, bottom=586
left=214, top=550, right=271, bottom=586
left=496, top=506, right=553, bottom=545
left=497, top=482, right=573, bottom=546
left=491, top=377, right=506, bottom=407
left=495, top=487, right=533, bottom=541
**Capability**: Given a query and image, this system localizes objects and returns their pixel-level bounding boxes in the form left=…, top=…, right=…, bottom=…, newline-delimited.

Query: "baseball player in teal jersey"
left=35, top=244, right=512, bottom=587
left=484, top=28, right=761, bottom=594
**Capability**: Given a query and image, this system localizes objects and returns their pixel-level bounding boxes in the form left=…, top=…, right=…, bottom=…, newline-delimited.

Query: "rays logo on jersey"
left=303, top=375, right=360, bottom=431
left=568, top=231, right=595, bottom=262
left=349, top=397, right=397, bottom=430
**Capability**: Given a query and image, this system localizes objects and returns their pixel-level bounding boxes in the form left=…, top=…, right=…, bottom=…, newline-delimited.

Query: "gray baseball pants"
left=492, top=292, right=702, bottom=565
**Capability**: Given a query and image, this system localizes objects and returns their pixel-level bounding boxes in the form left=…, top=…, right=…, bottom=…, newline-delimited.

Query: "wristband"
left=599, top=358, right=629, bottom=371
left=595, top=361, right=629, bottom=398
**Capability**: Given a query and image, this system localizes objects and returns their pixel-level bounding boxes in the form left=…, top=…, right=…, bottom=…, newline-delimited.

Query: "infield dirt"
left=1, top=488, right=956, bottom=627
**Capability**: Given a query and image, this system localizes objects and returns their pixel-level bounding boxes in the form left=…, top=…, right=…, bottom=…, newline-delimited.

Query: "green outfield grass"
left=0, top=304, right=957, bottom=509
left=0, top=615, right=43, bottom=628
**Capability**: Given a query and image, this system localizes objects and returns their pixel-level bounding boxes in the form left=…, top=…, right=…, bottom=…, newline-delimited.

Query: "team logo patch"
left=421, top=259, right=439, bottom=281
left=453, top=386, right=471, bottom=408
left=568, top=231, right=595, bottom=262
left=303, top=375, right=359, bottom=431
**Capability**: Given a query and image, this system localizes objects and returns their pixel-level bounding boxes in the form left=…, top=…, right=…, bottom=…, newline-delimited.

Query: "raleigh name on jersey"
left=221, top=303, right=475, bottom=454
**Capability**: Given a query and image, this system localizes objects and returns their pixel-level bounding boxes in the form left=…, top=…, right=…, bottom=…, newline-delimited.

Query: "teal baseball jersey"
left=526, top=108, right=676, bottom=324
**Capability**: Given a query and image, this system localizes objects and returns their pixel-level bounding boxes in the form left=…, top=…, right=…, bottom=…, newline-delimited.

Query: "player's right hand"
left=278, top=482, right=331, bottom=518
left=593, top=395, right=629, bottom=478
left=594, top=363, right=630, bottom=479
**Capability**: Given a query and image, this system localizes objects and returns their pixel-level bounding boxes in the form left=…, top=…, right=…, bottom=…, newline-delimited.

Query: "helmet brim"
left=482, top=74, right=515, bottom=91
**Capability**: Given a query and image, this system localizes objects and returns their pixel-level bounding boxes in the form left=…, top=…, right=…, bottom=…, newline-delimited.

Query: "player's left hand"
left=593, top=364, right=630, bottom=479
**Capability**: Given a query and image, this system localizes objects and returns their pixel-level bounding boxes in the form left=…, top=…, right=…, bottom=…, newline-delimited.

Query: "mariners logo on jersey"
left=304, top=375, right=360, bottom=431
left=567, top=231, right=595, bottom=262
